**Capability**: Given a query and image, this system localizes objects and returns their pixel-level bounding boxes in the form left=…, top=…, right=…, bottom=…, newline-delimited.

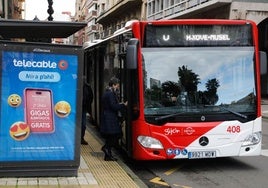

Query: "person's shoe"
left=101, top=146, right=106, bottom=152
left=104, top=155, right=117, bottom=161
left=81, top=139, right=88, bottom=145
left=101, top=146, right=109, bottom=155
left=102, top=146, right=117, bottom=161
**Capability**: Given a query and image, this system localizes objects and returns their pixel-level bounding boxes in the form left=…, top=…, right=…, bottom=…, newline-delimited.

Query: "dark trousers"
left=81, top=108, right=86, bottom=140
left=103, top=134, right=120, bottom=154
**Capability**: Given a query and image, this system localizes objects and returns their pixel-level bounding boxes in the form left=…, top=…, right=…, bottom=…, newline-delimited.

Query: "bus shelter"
left=0, top=19, right=86, bottom=177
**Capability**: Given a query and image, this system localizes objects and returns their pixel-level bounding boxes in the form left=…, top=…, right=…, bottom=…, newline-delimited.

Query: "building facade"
left=75, top=0, right=146, bottom=42
left=75, top=0, right=268, bottom=41
left=74, top=0, right=99, bottom=45
left=147, top=0, right=268, bottom=24
left=0, top=0, right=25, bottom=19
left=96, top=0, right=146, bottom=38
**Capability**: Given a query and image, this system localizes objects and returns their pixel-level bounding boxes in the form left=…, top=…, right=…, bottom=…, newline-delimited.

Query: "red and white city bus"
left=84, top=19, right=263, bottom=160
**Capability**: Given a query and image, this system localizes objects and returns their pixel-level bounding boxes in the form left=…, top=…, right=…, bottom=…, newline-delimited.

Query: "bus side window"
left=260, top=51, right=267, bottom=75
left=126, top=38, right=139, bottom=120
left=126, top=39, right=138, bottom=69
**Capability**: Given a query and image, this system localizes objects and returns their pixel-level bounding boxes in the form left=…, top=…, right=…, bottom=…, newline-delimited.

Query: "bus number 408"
left=227, top=126, right=241, bottom=133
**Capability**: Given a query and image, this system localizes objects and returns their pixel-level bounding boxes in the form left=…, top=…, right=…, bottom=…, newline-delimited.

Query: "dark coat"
left=83, top=82, right=93, bottom=113
left=100, top=88, right=125, bottom=135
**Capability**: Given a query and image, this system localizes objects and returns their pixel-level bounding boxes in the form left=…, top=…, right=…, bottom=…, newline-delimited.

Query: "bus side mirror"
left=126, top=38, right=139, bottom=69
left=260, top=51, right=267, bottom=75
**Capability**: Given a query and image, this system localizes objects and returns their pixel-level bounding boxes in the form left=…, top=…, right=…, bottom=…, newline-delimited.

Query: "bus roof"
left=83, top=20, right=138, bottom=49
left=83, top=19, right=257, bottom=49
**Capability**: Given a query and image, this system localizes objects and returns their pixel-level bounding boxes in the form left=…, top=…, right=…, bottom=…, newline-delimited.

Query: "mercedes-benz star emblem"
left=199, top=136, right=209, bottom=146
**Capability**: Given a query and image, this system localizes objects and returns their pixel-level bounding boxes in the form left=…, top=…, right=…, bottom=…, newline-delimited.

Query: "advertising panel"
left=0, top=42, right=82, bottom=163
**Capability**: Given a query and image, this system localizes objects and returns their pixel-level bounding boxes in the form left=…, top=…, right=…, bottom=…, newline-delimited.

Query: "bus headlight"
left=137, top=136, right=164, bottom=149
left=242, top=131, right=262, bottom=146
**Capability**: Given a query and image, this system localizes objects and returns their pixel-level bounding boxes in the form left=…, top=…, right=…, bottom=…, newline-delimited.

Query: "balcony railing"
left=86, top=10, right=97, bottom=21
left=87, top=25, right=98, bottom=32
left=148, top=0, right=210, bottom=20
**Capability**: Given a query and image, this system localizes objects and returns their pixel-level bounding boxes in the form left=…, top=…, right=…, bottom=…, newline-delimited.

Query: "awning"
left=0, top=19, right=87, bottom=39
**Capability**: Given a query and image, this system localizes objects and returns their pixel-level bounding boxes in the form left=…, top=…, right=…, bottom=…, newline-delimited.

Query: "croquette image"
left=54, top=101, right=71, bottom=117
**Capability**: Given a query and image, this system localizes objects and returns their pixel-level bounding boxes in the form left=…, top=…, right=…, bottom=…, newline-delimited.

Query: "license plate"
left=188, top=151, right=216, bottom=159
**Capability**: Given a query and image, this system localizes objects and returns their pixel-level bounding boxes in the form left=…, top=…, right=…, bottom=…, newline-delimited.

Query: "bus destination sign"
left=144, top=24, right=253, bottom=47
left=185, top=34, right=230, bottom=41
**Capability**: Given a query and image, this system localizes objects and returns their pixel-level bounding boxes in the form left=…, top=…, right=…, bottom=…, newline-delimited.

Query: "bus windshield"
left=142, top=47, right=256, bottom=122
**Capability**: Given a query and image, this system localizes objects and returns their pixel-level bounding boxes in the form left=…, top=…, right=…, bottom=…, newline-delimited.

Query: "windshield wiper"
left=155, top=105, right=248, bottom=121
left=205, top=105, right=248, bottom=119
left=155, top=112, right=185, bottom=121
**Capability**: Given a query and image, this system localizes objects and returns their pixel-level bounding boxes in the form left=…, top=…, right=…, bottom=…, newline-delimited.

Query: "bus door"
left=123, top=38, right=139, bottom=156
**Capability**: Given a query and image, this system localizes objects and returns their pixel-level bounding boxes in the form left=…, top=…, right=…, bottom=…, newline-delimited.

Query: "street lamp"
left=47, top=0, right=54, bottom=21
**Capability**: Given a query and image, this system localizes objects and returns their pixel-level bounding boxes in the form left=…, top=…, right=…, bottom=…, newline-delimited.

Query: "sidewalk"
left=0, top=126, right=147, bottom=188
